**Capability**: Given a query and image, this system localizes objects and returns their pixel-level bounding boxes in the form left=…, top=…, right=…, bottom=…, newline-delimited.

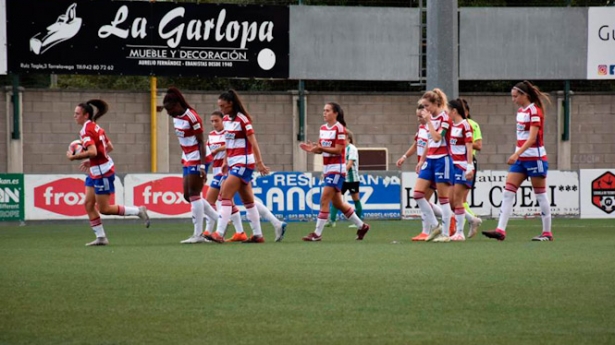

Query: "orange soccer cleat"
left=226, top=232, right=248, bottom=242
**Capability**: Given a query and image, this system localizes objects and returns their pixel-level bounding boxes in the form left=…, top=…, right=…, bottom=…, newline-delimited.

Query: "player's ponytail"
left=347, top=129, right=354, bottom=144
left=219, top=89, right=252, bottom=122
left=513, top=81, right=551, bottom=111
left=461, top=99, right=471, bottom=119
left=327, top=102, right=346, bottom=127
left=87, top=99, right=108, bottom=122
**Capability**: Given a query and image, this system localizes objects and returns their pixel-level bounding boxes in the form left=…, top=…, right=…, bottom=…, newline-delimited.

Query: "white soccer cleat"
left=432, top=234, right=451, bottom=243
left=274, top=222, right=287, bottom=242
left=450, top=233, right=466, bottom=241
left=138, top=206, right=150, bottom=228
left=85, top=237, right=109, bottom=246
left=425, top=224, right=442, bottom=242
left=468, top=217, right=483, bottom=238
left=180, top=235, right=209, bottom=244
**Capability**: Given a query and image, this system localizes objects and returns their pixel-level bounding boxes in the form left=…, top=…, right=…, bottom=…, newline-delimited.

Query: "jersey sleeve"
left=530, top=107, right=542, bottom=127
left=191, top=113, right=204, bottom=134
left=347, top=145, right=358, bottom=161
left=464, top=123, right=474, bottom=141
left=336, top=127, right=346, bottom=146
left=471, top=121, right=482, bottom=141
left=242, top=117, right=255, bottom=136
left=81, top=124, right=96, bottom=149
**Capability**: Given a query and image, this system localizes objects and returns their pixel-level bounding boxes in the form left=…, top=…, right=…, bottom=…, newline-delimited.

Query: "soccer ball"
left=600, top=196, right=615, bottom=213
left=68, top=139, right=83, bottom=155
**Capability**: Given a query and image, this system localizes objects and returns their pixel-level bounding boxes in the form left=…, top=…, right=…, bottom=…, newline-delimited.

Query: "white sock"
left=430, top=202, right=443, bottom=218
left=535, top=189, right=552, bottom=233
left=440, top=198, right=452, bottom=237
left=245, top=203, right=262, bottom=237
left=90, top=217, right=106, bottom=238
left=119, top=206, right=139, bottom=216
left=454, top=207, right=465, bottom=235
left=416, top=191, right=438, bottom=227
left=421, top=217, right=430, bottom=235
left=231, top=209, right=245, bottom=234
left=315, top=212, right=329, bottom=236
left=204, top=203, right=216, bottom=233
left=215, top=200, right=232, bottom=236
left=496, top=185, right=517, bottom=232
left=256, top=201, right=281, bottom=228
left=191, top=197, right=204, bottom=237
left=202, top=200, right=219, bottom=221
left=343, top=207, right=364, bottom=228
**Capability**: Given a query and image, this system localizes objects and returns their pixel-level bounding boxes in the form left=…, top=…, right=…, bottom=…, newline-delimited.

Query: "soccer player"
left=203, top=111, right=287, bottom=242
left=67, top=99, right=149, bottom=246
left=447, top=99, right=482, bottom=241
left=462, top=100, right=483, bottom=228
left=205, top=90, right=277, bottom=243
left=482, top=81, right=553, bottom=242
left=326, top=129, right=362, bottom=228
left=299, top=102, right=370, bottom=241
left=412, top=89, right=454, bottom=243
left=397, top=103, right=444, bottom=241
left=163, top=87, right=219, bottom=244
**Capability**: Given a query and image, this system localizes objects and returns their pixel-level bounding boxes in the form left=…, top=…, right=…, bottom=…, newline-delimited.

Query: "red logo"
left=34, top=177, right=115, bottom=216
left=598, top=65, right=608, bottom=76
left=133, top=177, right=208, bottom=215
left=591, top=171, right=615, bottom=214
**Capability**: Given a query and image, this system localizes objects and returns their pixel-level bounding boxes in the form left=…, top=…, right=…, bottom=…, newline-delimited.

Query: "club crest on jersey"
left=451, top=127, right=462, bottom=137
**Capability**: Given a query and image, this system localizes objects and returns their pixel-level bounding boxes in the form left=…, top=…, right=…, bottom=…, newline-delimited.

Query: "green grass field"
left=1, top=218, right=614, bottom=345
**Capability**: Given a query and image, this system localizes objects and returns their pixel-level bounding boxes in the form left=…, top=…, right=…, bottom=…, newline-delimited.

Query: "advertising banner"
left=7, top=0, right=289, bottom=78
left=401, top=170, right=579, bottom=219
left=0, top=174, right=24, bottom=221
left=580, top=169, right=615, bottom=219
left=24, top=175, right=124, bottom=220
left=587, top=7, right=615, bottom=79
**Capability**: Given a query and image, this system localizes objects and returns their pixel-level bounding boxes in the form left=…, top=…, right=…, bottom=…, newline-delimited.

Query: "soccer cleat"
left=432, top=234, right=451, bottom=243
left=274, top=222, right=287, bottom=242
left=180, top=235, right=209, bottom=244
left=202, top=230, right=211, bottom=237
left=138, top=206, right=150, bottom=228
left=348, top=224, right=358, bottom=228
left=242, top=235, right=265, bottom=243
left=468, top=217, right=483, bottom=238
left=205, top=231, right=225, bottom=244
left=356, top=223, right=370, bottom=240
left=531, top=233, right=554, bottom=241
left=302, top=232, right=322, bottom=242
left=324, top=221, right=336, bottom=228
left=450, top=233, right=466, bottom=241
left=482, top=230, right=506, bottom=241
left=425, top=224, right=442, bottom=242
left=226, top=232, right=248, bottom=242
left=412, top=233, right=429, bottom=241
left=85, top=237, right=109, bottom=246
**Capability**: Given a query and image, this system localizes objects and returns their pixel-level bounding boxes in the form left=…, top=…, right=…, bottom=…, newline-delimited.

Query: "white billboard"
left=580, top=169, right=615, bottom=219
left=587, top=7, right=615, bottom=79
left=401, top=170, right=579, bottom=219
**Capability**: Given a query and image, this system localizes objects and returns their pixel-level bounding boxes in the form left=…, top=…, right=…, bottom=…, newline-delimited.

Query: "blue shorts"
left=229, top=165, right=253, bottom=184
left=209, top=174, right=226, bottom=190
left=418, top=156, right=453, bottom=185
left=183, top=164, right=209, bottom=177
left=453, top=165, right=472, bottom=189
left=85, top=174, right=115, bottom=195
left=509, top=160, right=548, bottom=177
left=323, top=174, right=345, bottom=191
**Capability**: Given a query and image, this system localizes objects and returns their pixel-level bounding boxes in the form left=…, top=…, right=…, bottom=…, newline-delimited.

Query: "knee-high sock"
left=354, top=200, right=363, bottom=219
left=430, top=202, right=443, bottom=218
left=343, top=207, right=364, bottom=228
left=439, top=197, right=452, bottom=237
left=205, top=202, right=217, bottom=233
left=244, top=203, right=262, bottom=237
left=90, top=217, right=106, bottom=238
left=215, top=199, right=232, bottom=236
left=315, top=211, right=329, bottom=236
left=231, top=206, right=245, bottom=234
left=415, top=191, right=438, bottom=227
left=534, top=187, right=552, bottom=234
left=454, top=207, right=465, bottom=235
left=256, top=201, right=281, bottom=228
left=190, top=196, right=204, bottom=237
left=496, top=183, right=518, bottom=232
left=329, top=204, right=338, bottom=222
left=117, top=206, right=140, bottom=216
left=202, top=200, right=219, bottom=224
left=421, top=216, right=430, bottom=235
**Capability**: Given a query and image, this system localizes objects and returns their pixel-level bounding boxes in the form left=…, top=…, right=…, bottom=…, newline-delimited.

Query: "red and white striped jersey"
left=450, top=120, right=474, bottom=169
left=320, top=122, right=346, bottom=176
left=415, top=124, right=429, bottom=162
left=80, top=120, right=114, bottom=179
left=223, top=113, right=255, bottom=169
left=426, top=111, right=452, bottom=159
left=173, top=108, right=205, bottom=167
left=516, top=103, right=547, bottom=161
left=207, top=130, right=226, bottom=176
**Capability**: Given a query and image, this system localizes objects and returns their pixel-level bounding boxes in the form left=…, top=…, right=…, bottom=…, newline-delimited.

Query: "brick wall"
left=1, top=89, right=613, bottom=174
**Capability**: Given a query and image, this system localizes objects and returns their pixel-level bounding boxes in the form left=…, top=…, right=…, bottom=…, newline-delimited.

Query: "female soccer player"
left=299, top=102, right=370, bottom=241
left=483, top=81, right=553, bottom=241
left=67, top=99, right=149, bottom=246
left=462, top=100, right=483, bottom=231
left=413, top=89, right=453, bottom=243
left=203, top=111, right=287, bottom=242
left=397, top=103, right=444, bottom=241
left=447, top=99, right=482, bottom=241
left=327, top=129, right=362, bottom=228
left=206, top=90, right=276, bottom=243
left=163, top=87, right=219, bottom=244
